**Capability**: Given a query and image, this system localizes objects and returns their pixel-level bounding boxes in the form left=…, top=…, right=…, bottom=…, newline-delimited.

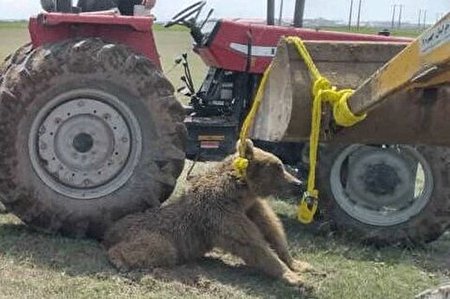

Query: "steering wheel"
left=165, top=1, right=206, bottom=28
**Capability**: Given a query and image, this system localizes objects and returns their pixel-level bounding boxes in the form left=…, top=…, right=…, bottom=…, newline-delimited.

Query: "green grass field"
left=320, top=26, right=423, bottom=38
left=0, top=21, right=448, bottom=299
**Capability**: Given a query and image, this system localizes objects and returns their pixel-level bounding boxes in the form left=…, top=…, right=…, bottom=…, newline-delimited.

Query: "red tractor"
left=1, top=0, right=448, bottom=244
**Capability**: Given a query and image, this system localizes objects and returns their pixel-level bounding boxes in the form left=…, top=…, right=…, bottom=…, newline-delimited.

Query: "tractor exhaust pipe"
left=294, top=0, right=306, bottom=27
left=267, top=0, right=275, bottom=25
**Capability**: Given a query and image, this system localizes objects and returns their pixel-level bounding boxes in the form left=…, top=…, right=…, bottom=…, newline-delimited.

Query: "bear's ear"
left=236, top=139, right=254, bottom=160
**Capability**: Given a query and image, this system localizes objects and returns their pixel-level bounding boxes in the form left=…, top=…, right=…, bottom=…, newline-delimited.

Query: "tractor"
left=0, top=0, right=449, bottom=244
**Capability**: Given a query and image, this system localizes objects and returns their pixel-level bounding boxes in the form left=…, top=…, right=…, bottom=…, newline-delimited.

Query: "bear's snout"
left=292, top=178, right=305, bottom=194
left=287, top=175, right=305, bottom=196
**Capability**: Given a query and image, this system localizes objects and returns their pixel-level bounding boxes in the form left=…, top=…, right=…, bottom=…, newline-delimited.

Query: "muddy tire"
left=0, top=39, right=186, bottom=238
left=318, top=144, right=450, bottom=245
left=0, top=43, right=31, bottom=80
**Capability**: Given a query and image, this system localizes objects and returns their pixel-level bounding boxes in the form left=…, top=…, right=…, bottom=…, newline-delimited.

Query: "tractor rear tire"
left=0, top=39, right=186, bottom=238
left=317, top=144, right=450, bottom=245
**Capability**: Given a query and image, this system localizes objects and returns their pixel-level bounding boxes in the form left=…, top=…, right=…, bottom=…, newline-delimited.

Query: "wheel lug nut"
left=39, top=126, right=46, bottom=135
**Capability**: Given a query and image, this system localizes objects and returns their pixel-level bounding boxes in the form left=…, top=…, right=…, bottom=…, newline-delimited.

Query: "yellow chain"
left=234, top=37, right=366, bottom=225
left=285, top=36, right=366, bottom=223
left=234, top=63, right=273, bottom=179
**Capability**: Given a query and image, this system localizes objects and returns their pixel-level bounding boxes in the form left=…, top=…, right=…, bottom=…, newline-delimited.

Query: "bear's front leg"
left=214, top=214, right=306, bottom=287
left=246, top=199, right=296, bottom=268
left=247, top=199, right=314, bottom=273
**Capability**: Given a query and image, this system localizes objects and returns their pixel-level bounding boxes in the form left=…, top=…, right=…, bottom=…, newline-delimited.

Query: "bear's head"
left=236, top=140, right=305, bottom=198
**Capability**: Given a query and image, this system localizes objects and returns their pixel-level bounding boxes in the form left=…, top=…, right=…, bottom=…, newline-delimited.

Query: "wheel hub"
left=345, top=147, right=416, bottom=208
left=330, top=145, right=433, bottom=226
left=361, top=163, right=401, bottom=196
left=73, top=133, right=94, bottom=153
left=29, top=89, right=142, bottom=199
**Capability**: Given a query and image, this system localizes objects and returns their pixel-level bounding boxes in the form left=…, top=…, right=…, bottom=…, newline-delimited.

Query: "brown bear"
left=103, top=140, right=310, bottom=287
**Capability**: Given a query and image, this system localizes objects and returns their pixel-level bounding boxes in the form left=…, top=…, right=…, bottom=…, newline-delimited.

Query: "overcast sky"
left=0, top=0, right=448, bottom=23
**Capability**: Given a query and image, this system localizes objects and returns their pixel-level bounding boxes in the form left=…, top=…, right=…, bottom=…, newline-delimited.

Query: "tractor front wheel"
left=0, top=39, right=186, bottom=238
left=318, top=144, right=450, bottom=245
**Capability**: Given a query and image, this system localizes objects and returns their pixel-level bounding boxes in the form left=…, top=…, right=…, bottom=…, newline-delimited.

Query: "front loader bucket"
left=251, top=39, right=406, bottom=142
left=252, top=14, right=450, bottom=146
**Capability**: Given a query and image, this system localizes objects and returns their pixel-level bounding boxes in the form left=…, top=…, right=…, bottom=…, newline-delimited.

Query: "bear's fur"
left=103, top=140, right=310, bottom=286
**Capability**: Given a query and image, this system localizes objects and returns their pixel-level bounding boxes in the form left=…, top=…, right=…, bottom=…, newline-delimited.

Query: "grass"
left=0, top=162, right=448, bottom=298
left=320, top=26, right=422, bottom=38
left=0, top=194, right=449, bottom=298
left=0, top=21, right=449, bottom=298
left=0, top=22, right=29, bottom=65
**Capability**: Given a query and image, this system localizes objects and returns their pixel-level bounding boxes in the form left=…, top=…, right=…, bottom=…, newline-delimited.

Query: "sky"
left=0, top=0, right=448, bottom=23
